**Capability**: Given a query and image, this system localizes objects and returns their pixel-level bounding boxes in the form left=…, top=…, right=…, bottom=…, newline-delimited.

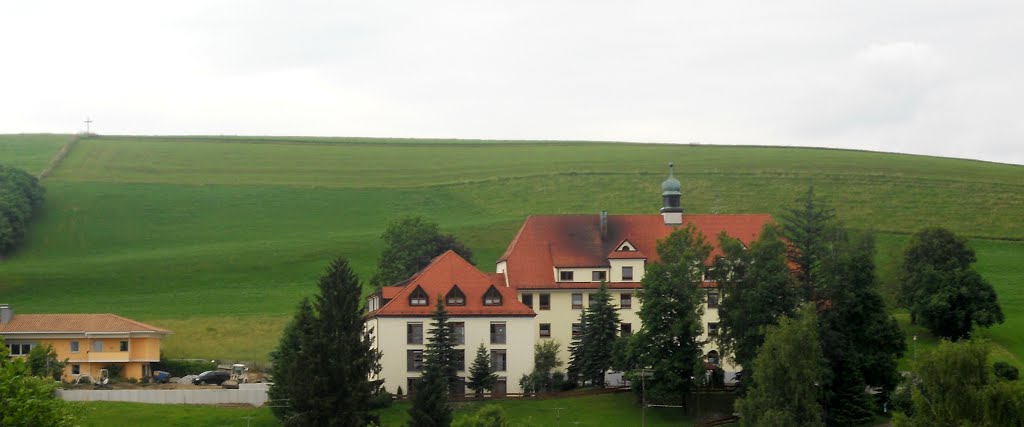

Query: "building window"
left=620, top=293, right=632, bottom=309
left=539, top=293, right=550, bottom=310
left=572, top=323, right=582, bottom=339
left=446, top=286, right=466, bottom=306
left=407, top=378, right=418, bottom=395
left=93, top=340, right=104, bottom=352
left=571, top=293, right=583, bottom=309
left=620, top=323, right=632, bottom=336
left=589, top=293, right=600, bottom=308
left=452, top=322, right=465, bottom=345
left=707, top=350, right=720, bottom=365
left=521, top=293, right=533, bottom=308
left=407, top=323, right=424, bottom=345
left=119, top=341, right=129, bottom=352
left=483, top=286, right=503, bottom=306
left=70, top=341, right=80, bottom=353
left=409, top=286, right=428, bottom=306
left=708, top=322, right=720, bottom=336
left=559, top=270, right=574, bottom=281
left=454, top=350, right=466, bottom=371
left=7, top=343, right=33, bottom=355
left=490, top=349, right=507, bottom=371
left=450, top=376, right=466, bottom=397
left=592, top=270, right=607, bottom=282
left=707, top=291, right=720, bottom=308
left=71, top=365, right=81, bottom=375
left=539, top=323, right=551, bottom=338
left=407, top=350, right=424, bottom=371
left=622, top=266, right=634, bottom=281
left=490, top=322, right=507, bottom=344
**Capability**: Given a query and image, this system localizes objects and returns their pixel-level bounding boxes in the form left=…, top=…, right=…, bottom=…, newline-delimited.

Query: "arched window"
left=707, top=350, right=720, bottom=365
left=446, top=286, right=466, bottom=306
left=409, top=286, right=428, bottom=306
left=483, top=286, right=503, bottom=306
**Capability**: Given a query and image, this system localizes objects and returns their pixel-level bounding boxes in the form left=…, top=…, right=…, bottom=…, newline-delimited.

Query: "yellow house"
left=0, top=304, right=171, bottom=381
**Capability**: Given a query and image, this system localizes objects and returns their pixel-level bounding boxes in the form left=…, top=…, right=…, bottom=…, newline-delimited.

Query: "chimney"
left=599, top=211, right=608, bottom=240
left=0, top=304, right=12, bottom=323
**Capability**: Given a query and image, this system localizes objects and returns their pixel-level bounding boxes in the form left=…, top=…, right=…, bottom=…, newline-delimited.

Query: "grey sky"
left=2, top=1, right=1022, bottom=164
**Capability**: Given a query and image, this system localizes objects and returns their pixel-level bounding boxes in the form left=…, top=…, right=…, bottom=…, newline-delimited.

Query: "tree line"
left=0, top=164, right=45, bottom=254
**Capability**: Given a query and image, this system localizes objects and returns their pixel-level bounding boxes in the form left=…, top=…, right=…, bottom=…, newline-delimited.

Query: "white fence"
left=57, top=384, right=269, bottom=407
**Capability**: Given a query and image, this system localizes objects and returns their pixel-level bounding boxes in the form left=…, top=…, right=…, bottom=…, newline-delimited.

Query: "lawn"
left=1, top=134, right=1022, bottom=364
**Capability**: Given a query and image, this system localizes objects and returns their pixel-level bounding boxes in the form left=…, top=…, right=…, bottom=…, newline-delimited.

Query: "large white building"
left=367, top=165, right=773, bottom=394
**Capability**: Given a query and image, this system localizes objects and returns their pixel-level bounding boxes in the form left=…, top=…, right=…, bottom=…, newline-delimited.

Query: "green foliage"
left=26, top=344, right=67, bottom=381
left=0, top=336, right=78, bottom=426
left=781, top=185, right=836, bottom=300
left=567, top=309, right=587, bottom=385
left=423, top=299, right=459, bottom=390
left=995, top=361, right=1020, bottom=381
left=632, top=224, right=710, bottom=402
left=568, top=282, right=621, bottom=387
left=528, top=340, right=563, bottom=393
left=736, top=305, right=825, bottom=427
left=268, top=258, right=381, bottom=426
left=895, top=339, right=1024, bottom=427
left=152, top=356, right=217, bottom=377
left=452, top=404, right=509, bottom=427
left=713, top=223, right=799, bottom=383
left=409, top=300, right=456, bottom=426
left=372, top=216, right=474, bottom=287
left=900, top=227, right=1004, bottom=340
left=467, top=344, right=497, bottom=397
left=0, top=164, right=45, bottom=254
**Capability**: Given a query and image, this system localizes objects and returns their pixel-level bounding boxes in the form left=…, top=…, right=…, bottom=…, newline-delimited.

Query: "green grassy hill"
left=1, top=134, right=1022, bottom=364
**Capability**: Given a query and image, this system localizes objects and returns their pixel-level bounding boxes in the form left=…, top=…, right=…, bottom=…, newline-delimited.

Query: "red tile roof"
left=0, top=313, right=171, bottom=334
left=499, top=214, right=773, bottom=289
left=368, top=251, right=535, bottom=317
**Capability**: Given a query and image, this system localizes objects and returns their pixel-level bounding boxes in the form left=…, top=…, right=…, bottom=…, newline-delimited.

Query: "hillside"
left=0, top=134, right=1022, bottom=363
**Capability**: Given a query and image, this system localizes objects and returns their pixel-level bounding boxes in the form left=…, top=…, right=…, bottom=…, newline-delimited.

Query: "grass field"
left=1, top=134, right=1022, bottom=364
left=78, top=393, right=695, bottom=427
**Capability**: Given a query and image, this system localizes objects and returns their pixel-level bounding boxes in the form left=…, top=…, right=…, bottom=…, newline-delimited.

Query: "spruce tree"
left=580, top=282, right=620, bottom=387
left=567, top=309, right=587, bottom=386
left=781, top=185, right=836, bottom=300
left=632, top=224, right=710, bottom=402
left=409, top=299, right=456, bottom=426
left=268, top=298, right=316, bottom=423
left=467, top=343, right=497, bottom=397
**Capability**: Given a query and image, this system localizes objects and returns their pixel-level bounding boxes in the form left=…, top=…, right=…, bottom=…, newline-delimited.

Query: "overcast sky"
left=2, top=1, right=1022, bottom=165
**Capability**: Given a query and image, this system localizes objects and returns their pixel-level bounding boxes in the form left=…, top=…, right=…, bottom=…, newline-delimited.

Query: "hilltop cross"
left=84, top=117, right=92, bottom=134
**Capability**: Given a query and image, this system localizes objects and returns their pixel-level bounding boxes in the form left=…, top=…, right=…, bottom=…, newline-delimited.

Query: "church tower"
left=660, top=162, right=683, bottom=225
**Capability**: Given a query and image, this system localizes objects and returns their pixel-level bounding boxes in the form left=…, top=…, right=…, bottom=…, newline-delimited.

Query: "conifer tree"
left=268, top=298, right=316, bottom=422
left=781, top=185, right=836, bottom=300
left=567, top=309, right=587, bottom=386
left=467, top=343, right=497, bottom=397
left=580, top=282, right=620, bottom=387
left=409, top=299, right=456, bottom=426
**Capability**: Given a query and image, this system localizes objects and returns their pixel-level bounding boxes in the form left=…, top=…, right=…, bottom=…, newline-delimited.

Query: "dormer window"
left=483, top=286, right=503, bottom=306
left=409, top=286, right=428, bottom=306
left=446, top=286, right=466, bottom=306
left=616, top=240, right=636, bottom=252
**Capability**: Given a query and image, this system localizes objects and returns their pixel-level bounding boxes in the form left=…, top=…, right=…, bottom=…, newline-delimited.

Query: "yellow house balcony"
left=81, top=351, right=131, bottom=363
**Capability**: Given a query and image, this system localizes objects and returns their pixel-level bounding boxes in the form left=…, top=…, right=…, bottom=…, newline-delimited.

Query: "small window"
left=572, top=323, right=583, bottom=339
left=622, top=266, right=634, bottom=281
left=521, top=293, right=533, bottom=308
left=119, top=341, right=129, bottom=352
left=539, top=294, right=551, bottom=310
left=409, top=286, right=429, bottom=306
left=483, top=287, right=503, bottom=306
left=452, top=322, right=465, bottom=345
left=707, top=350, right=720, bottom=365
left=70, top=341, right=80, bottom=353
left=490, top=322, right=507, bottom=344
left=407, top=323, right=424, bottom=345
left=455, top=350, right=466, bottom=371
left=620, top=293, right=632, bottom=309
left=7, top=343, right=33, bottom=355
left=446, top=286, right=466, bottom=306
left=407, top=378, right=418, bottom=395
left=620, top=323, right=632, bottom=336
left=571, top=293, right=583, bottom=309
left=588, top=293, right=598, bottom=308
left=707, top=291, right=720, bottom=308
left=407, top=350, right=424, bottom=371
left=592, top=270, right=607, bottom=282
left=93, top=340, right=104, bottom=352
left=539, top=323, right=551, bottom=338
left=490, top=349, right=507, bottom=372
left=72, top=365, right=81, bottom=375
left=559, top=271, right=574, bottom=281
left=708, top=322, right=720, bottom=336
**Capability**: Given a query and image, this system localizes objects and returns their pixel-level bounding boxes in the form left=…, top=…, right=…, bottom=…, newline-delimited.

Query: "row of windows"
left=520, top=293, right=633, bottom=311
left=408, top=285, right=504, bottom=307
left=564, top=322, right=632, bottom=339
left=406, top=376, right=508, bottom=396
left=407, top=322, right=505, bottom=345
left=6, top=340, right=129, bottom=356
left=407, top=349, right=508, bottom=372
left=558, top=267, right=634, bottom=282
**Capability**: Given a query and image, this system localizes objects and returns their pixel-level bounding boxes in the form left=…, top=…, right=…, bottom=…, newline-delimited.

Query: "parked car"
left=192, top=370, right=230, bottom=385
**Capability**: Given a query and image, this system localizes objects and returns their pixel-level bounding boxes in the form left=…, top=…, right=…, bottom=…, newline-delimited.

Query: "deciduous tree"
left=0, top=337, right=77, bottom=426
left=26, top=344, right=67, bottom=381
left=372, top=216, right=474, bottom=287
left=0, top=164, right=45, bottom=254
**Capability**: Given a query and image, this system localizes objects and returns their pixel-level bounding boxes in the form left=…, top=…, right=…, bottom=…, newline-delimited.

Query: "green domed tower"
left=660, top=162, right=683, bottom=224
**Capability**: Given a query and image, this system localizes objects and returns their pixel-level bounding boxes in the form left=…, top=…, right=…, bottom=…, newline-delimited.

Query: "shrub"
left=994, top=362, right=1020, bottom=381
left=153, top=356, right=217, bottom=377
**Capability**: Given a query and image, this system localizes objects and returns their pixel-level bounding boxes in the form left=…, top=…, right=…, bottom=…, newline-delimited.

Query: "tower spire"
left=660, top=162, right=683, bottom=225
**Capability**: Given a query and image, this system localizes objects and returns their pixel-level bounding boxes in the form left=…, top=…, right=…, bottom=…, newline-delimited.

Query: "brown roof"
left=368, top=251, right=535, bottom=317
left=0, top=313, right=172, bottom=334
left=499, top=214, right=773, bottom=289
